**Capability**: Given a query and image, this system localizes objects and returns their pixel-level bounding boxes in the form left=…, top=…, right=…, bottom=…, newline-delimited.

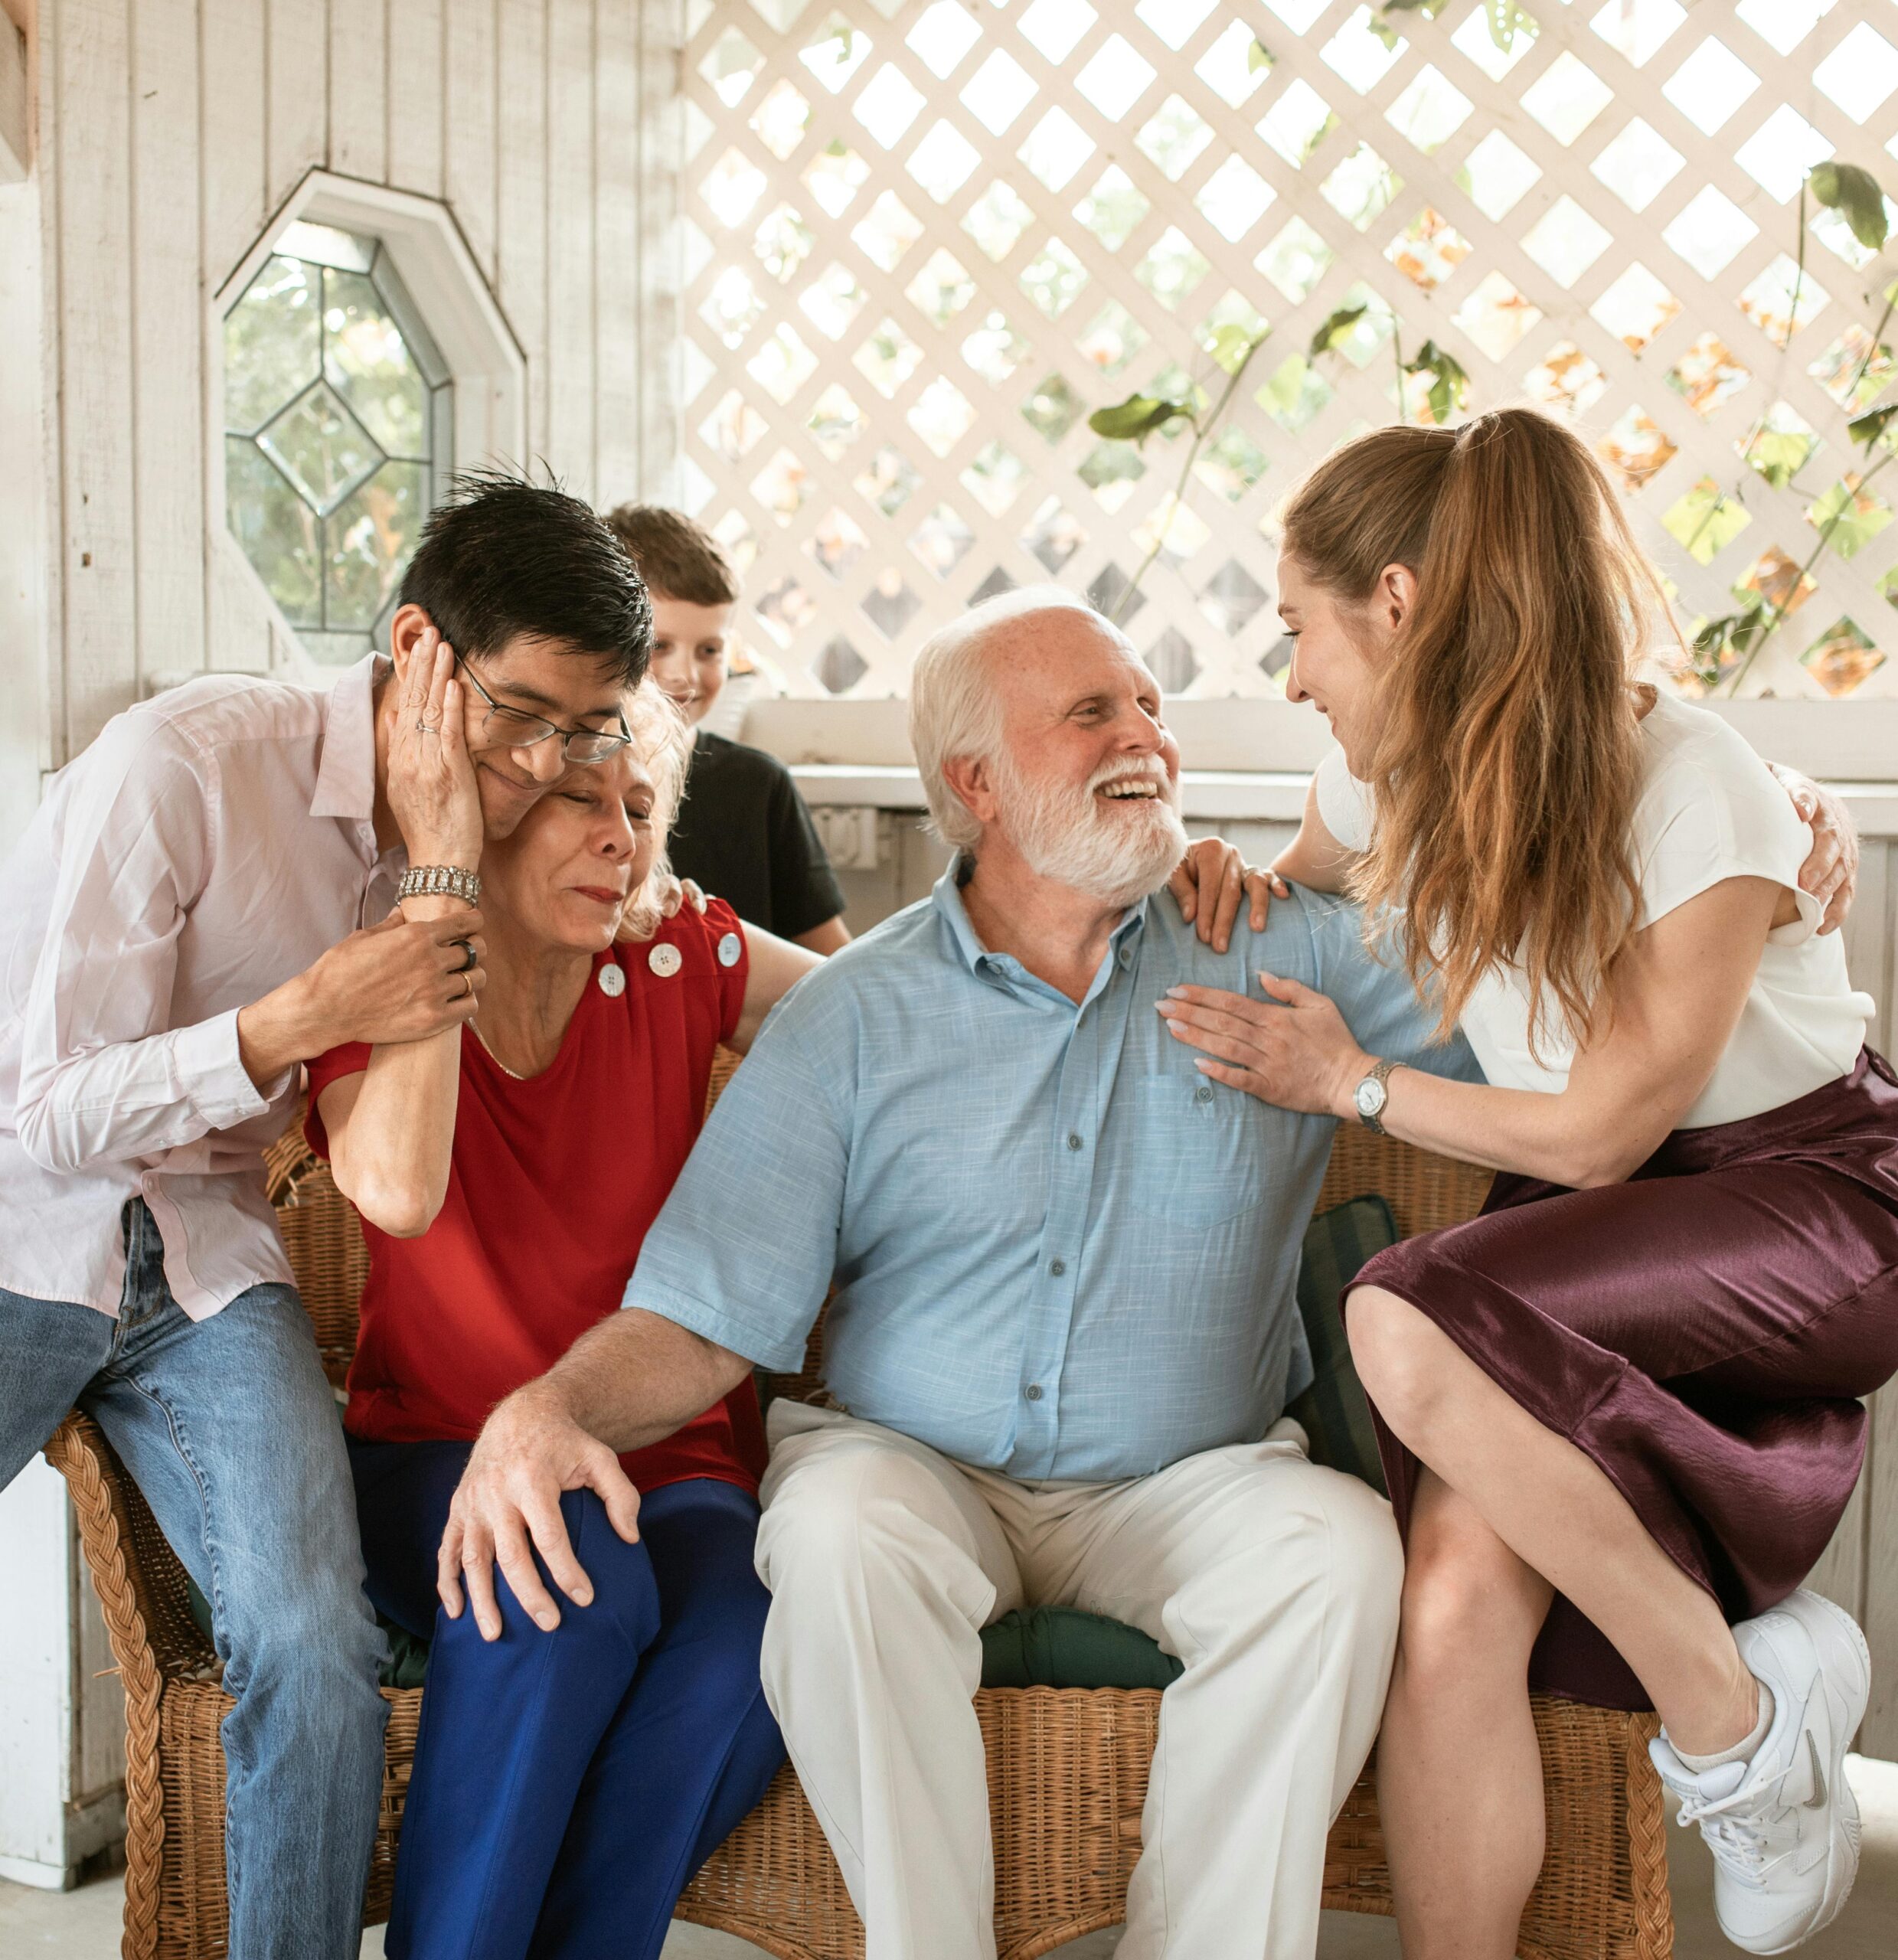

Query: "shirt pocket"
left=1121, top=1072, right=1266, bottom=1230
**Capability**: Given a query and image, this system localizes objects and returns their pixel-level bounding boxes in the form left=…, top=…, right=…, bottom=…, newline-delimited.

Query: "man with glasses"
left=0, top=472, right=650, bottom=1960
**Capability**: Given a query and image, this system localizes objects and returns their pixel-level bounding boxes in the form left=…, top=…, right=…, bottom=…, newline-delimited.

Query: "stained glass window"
left=224, top=222, right=452, bottom=666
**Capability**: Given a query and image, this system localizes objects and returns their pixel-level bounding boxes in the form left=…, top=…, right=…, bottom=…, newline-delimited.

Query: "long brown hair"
left=1282, top=410, right=1670, bottom=1054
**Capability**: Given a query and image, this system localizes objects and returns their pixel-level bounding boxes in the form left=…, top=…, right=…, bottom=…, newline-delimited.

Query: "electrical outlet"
left=812, top=805, right=883, bottom=871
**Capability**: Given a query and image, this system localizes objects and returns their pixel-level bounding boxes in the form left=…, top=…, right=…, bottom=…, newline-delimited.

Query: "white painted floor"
left=5, top=1756, right=1896, bottom=1958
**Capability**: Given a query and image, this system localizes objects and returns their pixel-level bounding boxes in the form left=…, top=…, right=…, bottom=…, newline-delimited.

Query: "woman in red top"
left=309, top=662, right=818, bottom=1960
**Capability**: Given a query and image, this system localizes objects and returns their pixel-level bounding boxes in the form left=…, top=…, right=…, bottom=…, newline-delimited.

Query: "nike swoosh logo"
left=1805, top=1731, right=1828, bottom=1809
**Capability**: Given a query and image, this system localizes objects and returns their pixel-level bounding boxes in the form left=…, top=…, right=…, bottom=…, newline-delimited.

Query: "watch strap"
left=1357, top=1056, right=1402, bottom=1135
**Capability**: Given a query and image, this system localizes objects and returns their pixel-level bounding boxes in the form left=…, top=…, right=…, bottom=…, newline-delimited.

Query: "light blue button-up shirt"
left=629, top=861, right=1480, bottom=1482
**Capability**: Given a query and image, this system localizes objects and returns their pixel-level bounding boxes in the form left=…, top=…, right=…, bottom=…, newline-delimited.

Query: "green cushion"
left=1285, top=1193, right=1397, bottom=1496
left=978, top=1606, right=1182, bottom=1690
left=181, top=1197, right=1397, bottom=1695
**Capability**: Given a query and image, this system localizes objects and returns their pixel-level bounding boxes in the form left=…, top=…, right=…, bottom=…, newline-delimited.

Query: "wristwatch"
left=1353, top=1057, right=1403, bottom=1135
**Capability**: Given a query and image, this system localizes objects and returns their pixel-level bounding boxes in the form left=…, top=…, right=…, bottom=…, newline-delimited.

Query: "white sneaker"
left=1648, top=1589, right=1870, bottom=1955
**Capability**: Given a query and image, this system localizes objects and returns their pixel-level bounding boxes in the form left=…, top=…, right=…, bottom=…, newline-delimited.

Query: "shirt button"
left=1050, top=1258, right=1067, bottom=1276
left=1067, top=1132, right=1083, bottom=1151
left=1025, top=1383, right=1044, bottom=1401
left=1194, top=1084, right=1214, bottom=1103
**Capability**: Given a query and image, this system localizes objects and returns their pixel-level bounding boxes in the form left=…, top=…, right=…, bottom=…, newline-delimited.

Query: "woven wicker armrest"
left=43, top=1410, right=223, bottom=1960
left=45, top=1410, right=220, bottom=1686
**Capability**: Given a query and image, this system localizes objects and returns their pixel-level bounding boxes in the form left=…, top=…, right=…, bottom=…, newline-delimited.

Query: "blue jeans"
left=0, top=1200, right=387, bottom=1960
left=348, top=1437, right=786, bottom=1960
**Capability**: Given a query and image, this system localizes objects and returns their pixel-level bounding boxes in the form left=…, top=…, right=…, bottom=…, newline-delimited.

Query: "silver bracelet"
left=397, top=864, right=482, bottom=907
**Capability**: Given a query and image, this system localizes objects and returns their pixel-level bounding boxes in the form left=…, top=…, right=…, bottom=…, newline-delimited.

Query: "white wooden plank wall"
left=33, top=0, right=685, bottom=765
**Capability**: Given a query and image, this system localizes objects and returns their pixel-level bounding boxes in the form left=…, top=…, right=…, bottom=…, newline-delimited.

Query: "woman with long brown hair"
left=1155, top=408, right=1898, bottom=1958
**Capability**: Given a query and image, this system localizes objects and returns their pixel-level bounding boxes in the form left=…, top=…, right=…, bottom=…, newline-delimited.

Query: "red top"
left=305, top=899, right=765, bottom=1494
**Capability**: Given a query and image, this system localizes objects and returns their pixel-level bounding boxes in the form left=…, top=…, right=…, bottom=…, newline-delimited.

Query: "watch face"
left=1355, top=1075, right=1387, bottom=1118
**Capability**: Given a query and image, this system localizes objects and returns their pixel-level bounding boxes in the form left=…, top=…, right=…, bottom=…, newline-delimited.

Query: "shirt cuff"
left=175, top=1007, right=285, bottom=1130
left=622, top=1276, right=814, bottom=1375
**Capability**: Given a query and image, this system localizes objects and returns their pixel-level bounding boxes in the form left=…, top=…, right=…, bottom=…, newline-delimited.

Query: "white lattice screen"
left=678, top=0, right=1898, bottom=702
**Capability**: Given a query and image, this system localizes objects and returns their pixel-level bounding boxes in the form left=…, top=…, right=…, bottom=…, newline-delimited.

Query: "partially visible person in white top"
left=0, top=473, right=657, bottom=1960
left=1155, top=408, right=1898, bottom=1960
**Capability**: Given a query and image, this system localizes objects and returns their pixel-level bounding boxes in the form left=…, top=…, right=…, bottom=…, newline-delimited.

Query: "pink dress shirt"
left=0, top=655, right=403, bottom=1319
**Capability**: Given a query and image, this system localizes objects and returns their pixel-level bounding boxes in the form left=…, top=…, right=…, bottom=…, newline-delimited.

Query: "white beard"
left=992, top=749, right=1188, bottom=909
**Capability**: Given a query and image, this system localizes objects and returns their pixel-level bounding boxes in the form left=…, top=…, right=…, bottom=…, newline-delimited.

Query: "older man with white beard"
left=436, top=587, right=1485, bottom=1959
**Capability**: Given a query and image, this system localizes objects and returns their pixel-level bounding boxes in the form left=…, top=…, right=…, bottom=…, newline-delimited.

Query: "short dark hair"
left=398, top=470, right=652, bottom=688
left=601, top=503, right=741, bottom=607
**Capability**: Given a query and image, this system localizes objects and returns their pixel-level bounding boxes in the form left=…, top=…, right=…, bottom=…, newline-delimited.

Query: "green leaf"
left=1086, top=394, right=1187, bottom=444
left=1367, top=15, right=1400, bottom=49
left=1308, top=302, right=1370, bottom=361
left=1485, top=0, right=1534, bottom=54
left=1847, top=403, right=1898, bottom=449
left=1246, top=37, right=1273, bottom=72
left=1207, top=321, right=1270, bottom=376
left=1691, top=602, right=1772, bottom=682
left=1403, top=339, right=1470, bottom=425
left=1743, top=425, right=1815, bottom=489
left=1808, top=476, right=1896, bottom=559
left=1809, top=162, right=1890, bottom=255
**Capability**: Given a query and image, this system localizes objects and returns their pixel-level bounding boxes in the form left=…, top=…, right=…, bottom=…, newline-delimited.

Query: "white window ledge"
left=788, top=763, right=1898, bottom=839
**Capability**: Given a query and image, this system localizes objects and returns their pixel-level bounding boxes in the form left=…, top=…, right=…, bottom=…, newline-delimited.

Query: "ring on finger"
left=457, top=970, right=475, bottom=1001
left=417, top=719, right=441, bottom=735
left=450, top=937, right=478, bottom=974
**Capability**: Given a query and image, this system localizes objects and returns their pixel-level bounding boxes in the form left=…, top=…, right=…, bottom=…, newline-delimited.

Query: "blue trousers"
left=348, top=1438, right=786, bottom=1960
left=0, top=1200, right=387, bottom=1960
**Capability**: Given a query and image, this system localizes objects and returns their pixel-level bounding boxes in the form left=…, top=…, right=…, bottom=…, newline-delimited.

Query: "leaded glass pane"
left=327, top=462, right=428, bottom=630
left=223, top=224, right=452, bottom=665
left=225, top=436, right=320, bottom=625
left=224, top=259, right=321, bottom=436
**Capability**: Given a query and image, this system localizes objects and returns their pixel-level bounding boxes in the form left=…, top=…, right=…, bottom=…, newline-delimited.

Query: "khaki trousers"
left=754, top=1401, right=1404, bottom=1960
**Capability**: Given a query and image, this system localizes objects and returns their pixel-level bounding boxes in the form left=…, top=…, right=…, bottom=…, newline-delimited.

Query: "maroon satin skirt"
left=1348, top=1047, right=1898, bottom=1710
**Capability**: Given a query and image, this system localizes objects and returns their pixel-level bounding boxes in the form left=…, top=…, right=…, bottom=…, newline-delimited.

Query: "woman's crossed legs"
left=1349, top=1285, right=1757, bottom=1960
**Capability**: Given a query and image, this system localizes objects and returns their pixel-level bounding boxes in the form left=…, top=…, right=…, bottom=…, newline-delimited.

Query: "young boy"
left=603, top=505, right=851, bottom=953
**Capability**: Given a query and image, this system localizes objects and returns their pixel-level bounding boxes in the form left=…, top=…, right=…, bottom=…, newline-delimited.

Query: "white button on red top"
left=717, top=932, right=742, bottom=968
left=648, top=943, right=683, bottom=978
left=598, top=962, right=626, bottom=998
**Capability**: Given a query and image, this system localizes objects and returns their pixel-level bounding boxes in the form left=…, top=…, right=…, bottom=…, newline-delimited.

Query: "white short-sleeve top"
left=1312, top=691, right=1874, bottom=1129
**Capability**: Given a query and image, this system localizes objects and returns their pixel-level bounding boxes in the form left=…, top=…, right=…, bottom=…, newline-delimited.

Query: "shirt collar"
left=930, top=855, right=1149, bottom=988
left=310, top=652, right=389, bottom=822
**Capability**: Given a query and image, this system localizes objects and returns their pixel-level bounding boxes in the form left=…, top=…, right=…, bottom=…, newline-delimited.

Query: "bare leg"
left=1378, top=1470, right=1553, bottom=1960
left=1350, top=1285, right=1757, bottom=1755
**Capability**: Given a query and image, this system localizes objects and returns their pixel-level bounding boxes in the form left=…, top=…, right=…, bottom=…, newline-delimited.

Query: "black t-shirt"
left=666, top=730, right=847, bottom=939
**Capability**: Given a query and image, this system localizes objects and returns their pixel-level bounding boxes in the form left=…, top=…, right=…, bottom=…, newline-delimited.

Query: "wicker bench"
left=44, top=1065, right=1674, bottom=1960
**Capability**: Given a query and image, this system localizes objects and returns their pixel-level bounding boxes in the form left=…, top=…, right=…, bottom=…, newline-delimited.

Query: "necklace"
left=469, top=1021, right=528, bottom=1080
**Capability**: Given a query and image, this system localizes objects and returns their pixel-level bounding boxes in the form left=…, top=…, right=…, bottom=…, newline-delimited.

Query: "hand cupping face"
left=387, top=627, right=486, bottom=872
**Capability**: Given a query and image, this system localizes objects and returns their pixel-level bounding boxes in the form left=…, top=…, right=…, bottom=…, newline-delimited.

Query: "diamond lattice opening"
left=686, top=0, right=1898, bottom=701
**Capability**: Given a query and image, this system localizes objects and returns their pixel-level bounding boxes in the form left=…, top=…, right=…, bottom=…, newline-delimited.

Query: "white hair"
left=618, top=680, right=693, bottom=940
left=908, top=585, right=1128, bottom=850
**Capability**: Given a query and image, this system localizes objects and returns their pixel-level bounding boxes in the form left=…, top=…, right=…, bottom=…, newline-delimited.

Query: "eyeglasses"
left=455, top=656, right=631, bottom=765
